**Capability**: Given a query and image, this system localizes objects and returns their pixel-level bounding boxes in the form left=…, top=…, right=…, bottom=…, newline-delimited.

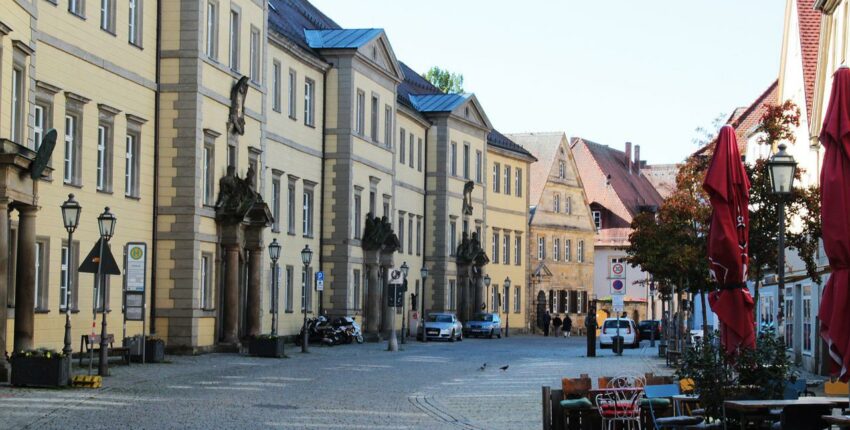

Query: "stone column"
left=473, top=269, right=485, bottom=316
left=0, top=200, right=9, bottom=382
left=456, top=264, right=470, bottom=323
left=222, top=245, right=241, bottom=345
left=364, top=250, right=381, bottom=339
left=380, top=252, right=394, bottom=334
left=13, top=206, right=37, bottom=352
left=246, top=247, right=262, bottom=337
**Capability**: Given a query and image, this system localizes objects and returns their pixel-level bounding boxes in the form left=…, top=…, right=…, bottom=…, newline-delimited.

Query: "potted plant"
left=10, top=349, right=69, bottom=388
left=144, top=336, right=166, bottom=363
left=248, top=334, right=285, bottom=358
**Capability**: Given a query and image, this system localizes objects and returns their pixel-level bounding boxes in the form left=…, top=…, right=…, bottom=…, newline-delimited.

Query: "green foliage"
left=422, top=66, right=464, bottom=93
left=675, top=332, right=734, bottom=421
left=737, top=329, right=795, bottom=399
left=12, top=348, right=66, bottom=359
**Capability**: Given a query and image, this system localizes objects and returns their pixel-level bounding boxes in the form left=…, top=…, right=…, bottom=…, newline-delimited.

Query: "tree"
left=422, top=66, right=464, bottom=93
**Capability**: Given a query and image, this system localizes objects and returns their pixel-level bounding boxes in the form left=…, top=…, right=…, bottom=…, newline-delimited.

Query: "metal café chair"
left=644, top=384, right=704, bottom=430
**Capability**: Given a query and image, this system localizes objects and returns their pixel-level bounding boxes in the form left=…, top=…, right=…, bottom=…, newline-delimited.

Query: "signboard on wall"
left=125, top=243, right=147, bottom=293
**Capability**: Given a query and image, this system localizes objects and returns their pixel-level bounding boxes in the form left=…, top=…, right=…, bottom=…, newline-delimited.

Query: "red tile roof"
left=797, top=0, right=821, bottom=125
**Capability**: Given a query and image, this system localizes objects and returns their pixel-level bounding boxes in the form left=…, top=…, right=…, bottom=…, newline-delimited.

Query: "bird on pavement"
left=478, top=363, right=487, bottom=371
left=500, top=365, right=509, bottom=371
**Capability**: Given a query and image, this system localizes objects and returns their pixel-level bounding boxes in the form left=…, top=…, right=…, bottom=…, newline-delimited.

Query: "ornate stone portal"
left=456, top=231, right=489, bottom=323
left=361, top=213, right=400, bottom=339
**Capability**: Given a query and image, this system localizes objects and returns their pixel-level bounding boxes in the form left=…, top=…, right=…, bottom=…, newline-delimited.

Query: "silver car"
left=420, top=313, right=463, bottom=342
left=465, top=313, right=502, bottom=338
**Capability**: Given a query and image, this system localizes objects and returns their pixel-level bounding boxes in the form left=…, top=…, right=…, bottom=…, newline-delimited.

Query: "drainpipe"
left=150, top=0, right=162, bottom=335
left=422, top=125, right=430, bottom=320
left=318, top=69, right=327, bottom=316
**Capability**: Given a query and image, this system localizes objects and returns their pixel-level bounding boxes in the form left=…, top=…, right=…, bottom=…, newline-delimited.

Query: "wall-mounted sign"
left=126, top=243, right=147, bottom=293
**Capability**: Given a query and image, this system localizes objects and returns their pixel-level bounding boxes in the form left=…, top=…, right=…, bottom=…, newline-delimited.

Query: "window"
left=399, top=129, right=406, bottom=163
left=514, top=286, right=521, bottom=313
left=285, top=266, right=294, bottom=312
left=578, top=240, right=585, bottom=263
left=592, top=211, right=601, bottom=230
left=287, top=180, right=296, bottom=234
left=353, top=269, right=361, bottom=310
left=504, top=165, right=511, bottom=196
left=229, top=9, right=240, bottom=71
left=416, top=218, right=422, bottom=256
left=448, top=280, right=456, bottom=311
left=96, top=125, right=109, bottom=191
left=249, top=27, right=260, bottom=82
left=227, top=143, right=236, bottom=168
left=566, top=197, right=572, bottom=215
left=417, top=138, right=423, bottom=172
left=463, top=143, right=470, bottom=179
left=493, top=162, right=500, bottom=193
left=565, top=239, right=571, bottom=262
left=302, top=188, right=313, bottom=236
left=100, top=0, right=115, bottom=33
left=272, top=61, right=281, bottom=112
left=408, top=218, right=413, bottom=255
left=370, top=95, right=379, bottom=141
left=205, top=1, right=218, bottom=59
left=64, top=115, right=77, bottom=184
left=34, top=241, right=48, bottom=311
left=559, top=291, right=568, bottom=314
left=355, top=90, right=365, bottom=135
left=398, top=214, right=405, bottom=252
left=384, top=106, right=392, bottom=148
left=492, top=232, right=500, bottom=264
left=475, top=150, right=483, bottom=183
left=503, top=285, right=510, bottom=313
left=553, top=194, right=560, bottom=213
left=450, top=142, right=457, bottom=176
left=559, top=160, right=566, bottom=179
left=11, top=68, right=24, bottom=144
left=202, top=139, right=215, bottom=206
left=125, top=131, right=141, bottom=198
left=272, top=176, right=281, bottom=232
left=515, top=168, right=522, bottom=196
left=301, top=267, right=312, bottom=312
left=369, top=191, right=376, bottom=215
left=304, top=79, right=315, bottom=126
left=803, top=285, right=813, bottom=354
left=59, top=242, right=79, bottom=311
left=580, top=291, right=588, bottom=314
left=553, top=238, right=560, bottom=261
left=514, top=236, right=521, bottom=266
left=537, top=236, right=545, bottom=260
left=200, top=254, right=213, bottom=309
left=353, top=193, right=362, bottom=239
left=69, top=0, right=85, bottom=17
left=491, top=286, right=499, bottom=312
left=34, top=105, right=45, bottom=150
left=409, top=133, right=414, bottom=168
left=288, top=69, right=297, bottom=119
left=569, top=291, right=578, bottom=313
left=128, top=0, right=142, bottom=46
left=503, top=233, right=510, bottom=265
left=449, top=221, right=457, bottom=256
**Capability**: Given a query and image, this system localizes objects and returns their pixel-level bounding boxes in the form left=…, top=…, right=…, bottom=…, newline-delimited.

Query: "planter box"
left=145, top=339, right=166, bottom=363
left=11, top=355, right=69, bottom=388
left=249, top=337, right=285, bottom=358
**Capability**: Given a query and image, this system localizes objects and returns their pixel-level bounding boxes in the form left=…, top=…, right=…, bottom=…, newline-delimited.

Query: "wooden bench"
left=78, top=334, right=131, bottom=366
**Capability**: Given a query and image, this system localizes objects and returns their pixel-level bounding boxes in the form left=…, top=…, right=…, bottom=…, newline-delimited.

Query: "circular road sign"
left=612, top=279, right=625, bottom=292
left=612, top=262, right=625, bottom=276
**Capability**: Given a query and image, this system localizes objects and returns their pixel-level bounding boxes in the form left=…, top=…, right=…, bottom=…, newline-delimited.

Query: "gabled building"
left=571, top=138, right=664, bottom=322
left=508, top=132, right=595, bottom=333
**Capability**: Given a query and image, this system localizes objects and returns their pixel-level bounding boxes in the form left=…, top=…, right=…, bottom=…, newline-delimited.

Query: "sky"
left=309, top=0, right=785, bottom=164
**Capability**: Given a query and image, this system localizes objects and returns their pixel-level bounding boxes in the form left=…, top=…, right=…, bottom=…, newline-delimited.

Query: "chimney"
left=625, top=142, right=632, bottom=174
left=634, top=144, right=641, bottom=176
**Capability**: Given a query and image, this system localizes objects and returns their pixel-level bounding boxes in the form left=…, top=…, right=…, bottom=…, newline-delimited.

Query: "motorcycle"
left=332, top=316, right=364, bottom=344
left=294, top=315, right=364, bottom=346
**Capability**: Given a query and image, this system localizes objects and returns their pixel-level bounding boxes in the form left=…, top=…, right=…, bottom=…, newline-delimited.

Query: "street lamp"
left=268, top=239, right=281, bottom=336
left=767, top=143, right=796, bottom=336
left=503, top=277, right=511, bottom=338
left=97, top=207, right=116, bottom=377
left=420, top=266, right=429, bottom=342
left=649, top=279, right=656, bottom=347
left=483, top=274, right=491, bottom=312
left=300, top=244, right=312, bottom=353
left=400, top=262, right=409, bottom=345
left=60, top=194, right=81, bottom=380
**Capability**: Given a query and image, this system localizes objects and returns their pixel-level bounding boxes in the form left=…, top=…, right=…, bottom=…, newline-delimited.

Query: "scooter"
left=332, top=316, right=364, bottom=344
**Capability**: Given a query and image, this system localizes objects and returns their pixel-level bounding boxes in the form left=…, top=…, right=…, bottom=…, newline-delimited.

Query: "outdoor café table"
left=723, top=397, right=848, bottom=430
left=588, top=387, right=643, bottom=403
left=671, top=394, right=700, bottom=416
left=822, top=415, right=850, bottom=427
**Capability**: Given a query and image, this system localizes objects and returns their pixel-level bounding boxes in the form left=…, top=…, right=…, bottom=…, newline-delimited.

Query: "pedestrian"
left=552, top=314, right=563, bottom=337
left=543, top=311, right=551, bottom=336
left=563, top=314, right=572, bottom=337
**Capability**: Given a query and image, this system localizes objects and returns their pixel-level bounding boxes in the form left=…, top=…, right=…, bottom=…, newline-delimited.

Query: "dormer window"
left=592, top=210, right=601, bottom=230
left=465, top=106, right=470, bottom=118
left=372, top=45, right=377, bottom=60
left=559, top=161, right=566, bottom=179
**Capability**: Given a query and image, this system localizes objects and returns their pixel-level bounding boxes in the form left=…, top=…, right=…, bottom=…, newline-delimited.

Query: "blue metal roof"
left=304, top=29, right=383, bottom=49
left=409, top=94, right=471, bottom=112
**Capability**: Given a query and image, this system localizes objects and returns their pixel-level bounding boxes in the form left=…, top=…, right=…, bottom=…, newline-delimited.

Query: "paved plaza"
left=0, top=336, right=668, bottom=429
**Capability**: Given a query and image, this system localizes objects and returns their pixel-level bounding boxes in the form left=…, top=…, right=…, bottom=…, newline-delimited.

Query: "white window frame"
left=33, top=105, right=44, bottom=150
left=514, top=236, right=521, bottom=266
left=504, top=165, right=511, bottom=196
left=304, top=78, right=315, bottom=126
left=565, top=239, right=571, bottom=262
left=97, top=126, right=107, bottom=191
left=60, top=245, right=69, bottom=310
left=592, top=210, right=601, bottom=230
left=206, top=1, right=218, bottom=59
left=503, top=233, right=509, bottom=265
left=553, top=238, right=560, bottom=261
left=272, top=176, right=281, bottom=232
left=515, top=168, right=522, bottom=196
left=125, top=134, right=137, bottom=197
left=100, top=0, right=115, bottom=33
left=537, top=236, right=545, bottom=260
left=128, top=0, right=141, bottom=46
left=64, top=115, right=76, bottom=184
left=11, top=68, right=23, bottom=144
left=229, top=9, right=240, bottom=71
left=554, top=194, right=560, bottom=213
left=272, top=61, right=281, bottom=112
left=302, top=189, right=313, bottom=236
left=384, top=105, right=392, bottom=148
left=249, top=26, right=260, bottom=82
left=288, top=69, right=297, bottom=119
left=450, top=142, right=457, bottom=176
left=399, top=129, right=406, bottom=163
left=578, top=240, right=585, bottom=263
left=476, top=150, right=483, bottom=183
left=355, top=90, right=365, bottom=135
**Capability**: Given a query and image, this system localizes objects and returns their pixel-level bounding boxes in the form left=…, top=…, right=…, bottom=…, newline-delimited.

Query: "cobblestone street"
left=0, top=336, right=668, bottom=429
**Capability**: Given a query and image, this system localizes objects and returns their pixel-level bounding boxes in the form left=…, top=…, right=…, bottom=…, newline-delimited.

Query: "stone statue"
left=456, top=231, right=489, bottom=267
left=229, top=76, right=250, bottom=136
left=462, top=180, right=475, bottom=216
left=470, top=232, right=489, bottom=266
left=361, top=213, right=400, bottom=253
left=215, top=165, right=261, bottom=225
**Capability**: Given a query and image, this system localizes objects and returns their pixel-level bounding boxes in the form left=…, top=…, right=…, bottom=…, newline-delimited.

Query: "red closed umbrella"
left=819, top=66, right=850, bottom=382
left=704, top=125, right=755, bottom=353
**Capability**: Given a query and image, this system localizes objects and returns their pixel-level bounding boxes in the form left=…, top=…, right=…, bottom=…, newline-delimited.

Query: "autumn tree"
left=422, top=66, right=464, bottom=93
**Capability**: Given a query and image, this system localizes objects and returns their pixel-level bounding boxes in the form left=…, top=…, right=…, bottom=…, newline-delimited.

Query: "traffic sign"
left=611, top=279, right=626, bottom=295
left=315, top=271, right=324, bottom=291
left=612, top=295, right=625, bottom=312
left=388, top=268, right=404, bottom=285
left=610, top=261, right=626, bottom=279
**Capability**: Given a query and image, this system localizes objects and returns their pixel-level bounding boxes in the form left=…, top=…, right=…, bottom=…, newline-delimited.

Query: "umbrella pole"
left=700, top=290, right=709, bottom=341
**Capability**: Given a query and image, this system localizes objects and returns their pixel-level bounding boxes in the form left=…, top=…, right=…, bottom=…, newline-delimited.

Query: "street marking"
left=221, top=376, right=248, bottom=379
left=0, top=403, right=104, bottom=411
left=265, top=423, right=409, bottom=429
left=444, top=393, right=530, bottom=398
left=202, top=386, right=263, bottom=391
left=258, top=377, right=313, bottom=381
left=311, top=409, right=428, bottom=417
left=0, top=398, right=129, bottom=406
left=234, top=381, right=287, bottom=388
left=197, top=381, right=222, bottom=385
left=167, top=385, right=193, bottom=389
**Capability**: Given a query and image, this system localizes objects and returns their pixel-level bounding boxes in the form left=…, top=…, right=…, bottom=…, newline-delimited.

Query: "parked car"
left=419, top=313, right=463, bottom=342
left=638, top=320, right=663, bottom=341
left=599, top=318, right=640, bottom=349
left=464, top=313, right=501, bottom=338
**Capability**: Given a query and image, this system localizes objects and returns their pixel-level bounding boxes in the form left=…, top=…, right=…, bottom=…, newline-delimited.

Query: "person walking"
left=542, top=311, right=551, bottom=336
left=552, top=314, right=563, bottom=338
left=563, top=314, right=573, bottom=337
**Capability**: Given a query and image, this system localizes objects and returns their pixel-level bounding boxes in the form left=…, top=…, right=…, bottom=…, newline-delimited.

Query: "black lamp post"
left=300, top=244, right=312, bottom=353
left=400, top=262, right=409, bottom=345
left=767, top=143, right=796, bottom=337
left=503, top=277, right=511, bottom=338
left=649, top=279, right=656, bottom=347
left=420, top=265, right=428, bottom=342
left=483, top=274, right=491, bottom=312
left=60, top=194, right=81, bottom=380
left=268, top=239, right=281, bottom=336
left=97, top=207, right=116, bottom=377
